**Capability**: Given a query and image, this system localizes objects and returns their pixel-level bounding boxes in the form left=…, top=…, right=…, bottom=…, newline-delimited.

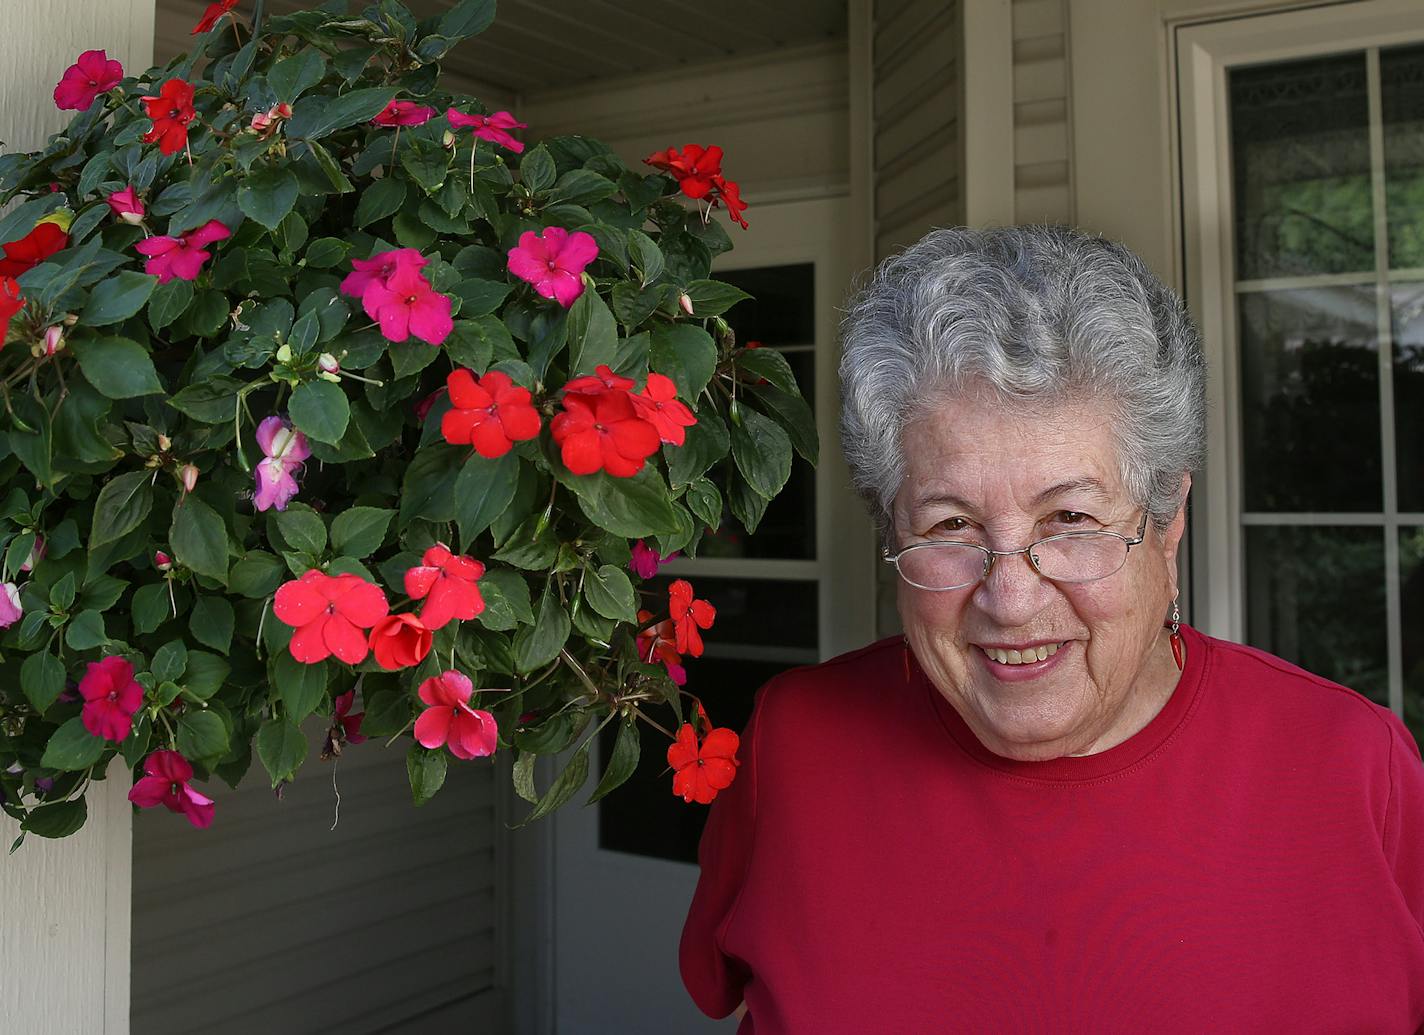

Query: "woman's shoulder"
left=747, top=636, right=917, bottom=739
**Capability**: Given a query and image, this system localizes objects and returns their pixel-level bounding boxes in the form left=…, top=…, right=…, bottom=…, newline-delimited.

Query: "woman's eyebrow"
left=909, top=477, right=1112, bottom=514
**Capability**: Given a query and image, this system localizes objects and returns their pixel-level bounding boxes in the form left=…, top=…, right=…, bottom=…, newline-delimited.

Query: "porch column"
left=0, top=7, right=155, bottom=1032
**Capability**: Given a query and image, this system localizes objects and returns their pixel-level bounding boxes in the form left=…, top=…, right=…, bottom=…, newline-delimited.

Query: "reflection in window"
left=1381, top=44, right=1424, bottom=270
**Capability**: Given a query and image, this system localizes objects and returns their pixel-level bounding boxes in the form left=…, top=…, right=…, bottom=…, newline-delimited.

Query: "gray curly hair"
left=838, top=225, right=1206, bottom=543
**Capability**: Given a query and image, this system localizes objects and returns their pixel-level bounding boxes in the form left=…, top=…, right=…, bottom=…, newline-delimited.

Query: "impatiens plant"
left=0, top=0, right=813, bottom=846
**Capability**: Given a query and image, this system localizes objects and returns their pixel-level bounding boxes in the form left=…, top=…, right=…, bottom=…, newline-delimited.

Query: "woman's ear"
left=1161, top=474, right=1191, bottom=569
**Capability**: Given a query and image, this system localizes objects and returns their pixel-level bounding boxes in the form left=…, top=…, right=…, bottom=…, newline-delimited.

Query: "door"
left=547, top=195, right=877, bottom=1033
left=1178, top=0, right=1424, bottom=747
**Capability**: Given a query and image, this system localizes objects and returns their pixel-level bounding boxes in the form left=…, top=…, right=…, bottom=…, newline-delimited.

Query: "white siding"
left=1013, top=0, right=1074, bottom=224
left=131, top=725, right=501, bottom=1033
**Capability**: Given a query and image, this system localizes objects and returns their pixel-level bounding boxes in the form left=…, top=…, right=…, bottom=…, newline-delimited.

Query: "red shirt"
left=680, top=625, right=1424, bottom=1032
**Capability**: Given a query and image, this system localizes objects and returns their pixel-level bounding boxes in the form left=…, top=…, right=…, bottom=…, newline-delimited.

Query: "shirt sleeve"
left=678, top=690, right=763, bottom=1019
left=1383, top=710, right=1424, bottom=937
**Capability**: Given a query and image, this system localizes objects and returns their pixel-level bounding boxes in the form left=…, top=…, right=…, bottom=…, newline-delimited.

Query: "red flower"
left=668, top=579, right=715, bottom=657
left=441, top=369, right=541, bottom=458
left=53, top=49, right=124, bottom=110
left=141, top=79, right=197, bottom=155
left=78, top=656, right=143, bottom=742
left=322, top=688, right=365, bottom=759
left=192, top=0, right=240, bottom=34
left=564, top=363, right=636, bottom=396
left=636, top=608, right=686, bottom=686
left=128, top=750, right=215, bottom=828
left=367, top=613, right=433, bottom=670
left=712, top=175, right=749, bottom=229
left=632, top=372, right=697, bottom=446
left=0, top=222, right=69, bottom=278
left=373, top=100, right=435, bottom=127
left=550, top=389, right=660, bottom=477
left=644, top=144, right=724, bottom=200
left=273, top=570, right=390, bottom=664
left=414, top=670, right=498, bottom=759
left=0, top=277, right=23, bottom=343
left=404, top=543, right=486, bottom=630
left=667, top=722, right=739, bottom=804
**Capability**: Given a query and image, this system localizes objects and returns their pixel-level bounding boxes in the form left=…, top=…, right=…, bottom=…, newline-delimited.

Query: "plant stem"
left=629, top=704, right=673, bottom=740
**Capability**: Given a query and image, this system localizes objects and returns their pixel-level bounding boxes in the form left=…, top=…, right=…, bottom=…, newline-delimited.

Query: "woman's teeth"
left=981, top=643, right=1061, bottom=665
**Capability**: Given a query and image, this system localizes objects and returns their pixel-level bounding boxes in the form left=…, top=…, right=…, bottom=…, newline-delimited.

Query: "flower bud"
left=179, top=463, right=198, bottom=493
left=41, top=325, right=64, bottom=357
left=442, top=129, right=456, bottom=149
left=156, top=433, right=172, bottom=452
left=120, top=209, right=144, bottom=226
left=250, top=111, right=273, bottom=133
left=317, top=353, right=341, bottom=382
left=678, top=292, right=694, bottom=316
left=62, top=313, right=78, bottom=326
left=272, top=103, right=293, bottom=120
left=276, top=343, right=293, bottom=364
left=20, top=535, right=46, bottom=573
left=154, top=550, right=172, bottom=572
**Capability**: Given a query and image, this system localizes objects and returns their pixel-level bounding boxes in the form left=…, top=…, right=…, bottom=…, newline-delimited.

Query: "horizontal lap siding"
left=1012, top=0, right=1073, bottom=224
left=131, top=720, right=500, bottom=1033
left=873, top=0, right=961, bottom=261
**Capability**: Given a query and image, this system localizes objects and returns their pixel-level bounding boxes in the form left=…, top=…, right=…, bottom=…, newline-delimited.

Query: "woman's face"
left=892, top=392, right=1187, bottom=761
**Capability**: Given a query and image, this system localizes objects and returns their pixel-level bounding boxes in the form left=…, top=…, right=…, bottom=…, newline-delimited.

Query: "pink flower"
left=53, top=50, right=123, bottom=111
left=373, top=101, right=435, bottom=127
left=361, top=265, right=453, bottom=346
left=0, top=582, right=22, bottom=628
left=128, top=751, right=215, bottom=828
left=133, top=220, right=230, bottom=284
left=40, top=325, right=64, bottom=357
left=20, top=536, right=45, bottom=573
left=78, top=656, right=143, bottom=743
left=506, top=227, right=598, bottom=308
left=629, top=540, right=677, bottom=579
left=445, top=108, right=527, bottom=153
left=105, top=186, right=145, bottom=225
left=253, top=415, right=311, bottom=512
left=339, top=247, right=428, bottom=312
left=414, top=670, right=498, bottom=760
left=332, top=689, right=366, bottom=744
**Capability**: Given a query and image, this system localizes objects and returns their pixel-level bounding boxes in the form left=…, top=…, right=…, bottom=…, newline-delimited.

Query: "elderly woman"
left=679, top=225, right=1424, bottom=1032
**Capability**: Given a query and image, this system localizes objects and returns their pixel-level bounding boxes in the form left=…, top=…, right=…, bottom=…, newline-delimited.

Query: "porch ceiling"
left=154, top=1, right=848, bottom=95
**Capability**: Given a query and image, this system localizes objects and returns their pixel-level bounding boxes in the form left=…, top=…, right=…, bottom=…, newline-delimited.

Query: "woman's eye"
left=1054, top=510, right=1091, bottom=526
left=933, top=516, right=970, bottom=534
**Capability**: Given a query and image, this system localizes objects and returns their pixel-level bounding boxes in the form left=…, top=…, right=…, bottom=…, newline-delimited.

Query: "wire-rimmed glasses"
left=884, top=513, right=1151, bottom=592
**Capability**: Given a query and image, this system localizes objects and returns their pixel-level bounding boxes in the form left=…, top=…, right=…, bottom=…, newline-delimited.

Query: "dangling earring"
left=1168, top=596, right=1184, bottom=671
left=902, top=635, right=913, bottom=683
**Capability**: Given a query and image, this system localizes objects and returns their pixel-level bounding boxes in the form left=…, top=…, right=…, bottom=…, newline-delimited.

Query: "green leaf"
left=439, top=0, right=497, bottom=38
left=88, top=476, right=156, bottom=549
left=445, top=315, right=509, bottom=371
left=255, top=719, right=307, bottom=786
left=287, top=86, right=398, bottom=141
left=610, top=282, right=661, bottom=329
left=512, top=583, right=571, bottom=672
left=567, top=289, right=618, bottom=376
left=64, top=609, right=107, bottom=650
left=492, top=515, right=558, bottom=570
left=331, top=506, right=394, bottom=558
left=184, top=650, right=230, bottom=700
left=627, top=230, right=664, bottom=286
left=229, top=551, right=286, bottom=597
left=80, top=271, right=159, bottom=326
left=519, top=740, right=590, bottom=824
left=684, top=477, right=723, bottom=530
left=273, top=654, right=328, bottom=719
left=190, top=595, right=235, bottom=653
left=304, top=236, right=352, bottom=269
left=121, top=714, right=152, bottom=770
left=389, top=339, right=440, bottom=380
left=400, top=138, right=449, bottom=193
left=289, top=380, right=350, bottom=444
left=151, top=638, right=188, bottom=683
left=170, top=498, right=230, bottom=581
left=20, top=652, right=66, bottom=713
left=398, top=445, right=460, bottom=527
left=557, top=466, right=680, bottom=538
left=269, top=48, right=326, bottom=104
left=728, top=471, right=771, bottom=534
left=586, top=720, right=641, bottom=805
left=177, top=709, right=229, bottom=761
left=238, top=166, right=299, bottom=231
left=450, top=279, right=511, bottom=319
left=355, top=177, right=406, bottom=227
left=304, top=139, right=355, bottom=194
left=454, top=451, right=519, bottom=546
left=730, top=406, right=793, bottom=499
left=683, top=278, right=753, bottom=317
left=406, top=745, right=448, bottom=806
left=24, top=799, right=87, bottom=839
left=476, top=567, right=533, bottom=631
left=519, top=144, right=556, bottom=192
left=274, top=505, right=327, bottom=554
left=132, top=582, right=175, bottom=634
left=41, top=717, right=106, bottom=771
left=650, top=323, right=716, bottom=400
left=512, top=752, right=538, bottom=803
left=665, top=412, right=730, bottom=487
left=550, top=168, right=618, bottom=207
left=749, top=384, right=818, bottom=464
left=737, top=348, right=800, bottom=394
left=168, top=376, right=244, bottom=423
left=147, top=278, right=194, bottom=331
left=583, top=564, right=637, bottom=623
left=50, top=572, right=76, bottom=611
left=69, top=336, right=163, bottom=398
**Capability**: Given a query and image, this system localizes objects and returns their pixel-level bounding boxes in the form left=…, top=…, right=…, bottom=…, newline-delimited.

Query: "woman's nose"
left=972, top=548, right=1054, bottom=626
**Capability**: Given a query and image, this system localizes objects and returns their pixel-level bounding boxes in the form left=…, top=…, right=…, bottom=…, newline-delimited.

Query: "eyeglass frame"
left=883, top=511, right=1152, bottom=592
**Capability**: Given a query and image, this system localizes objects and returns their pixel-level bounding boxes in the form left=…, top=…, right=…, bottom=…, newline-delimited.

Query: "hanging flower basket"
left=0, top=0, right=814, bottom=844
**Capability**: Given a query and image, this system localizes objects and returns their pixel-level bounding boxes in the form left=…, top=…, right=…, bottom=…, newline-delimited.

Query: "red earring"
left=902, top=636, right=913, bottom=683
left=1168, top=597, right=1184, bottom=671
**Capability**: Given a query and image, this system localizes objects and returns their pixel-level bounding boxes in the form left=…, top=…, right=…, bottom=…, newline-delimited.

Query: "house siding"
left=1013, top=0, right=1074, bottom=224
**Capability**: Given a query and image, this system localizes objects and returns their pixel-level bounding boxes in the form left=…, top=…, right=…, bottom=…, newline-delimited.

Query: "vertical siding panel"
left=131, top=722, right=501, bottom=1033
left=1012, top=0, right=1074, bottom=223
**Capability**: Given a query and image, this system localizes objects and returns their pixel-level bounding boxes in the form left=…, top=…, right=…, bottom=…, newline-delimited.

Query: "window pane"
left=1403, top=527, right=1424, bottom=752
left=1230, top=53, right=1374, bottom=279
left=1245, top=525, right=1387, bottom=705
left=718, top=264, right=816, bottom=346
left=1239, top=287, right=1381, bottom=511
left=1392, top=284, right=1424, bottom=512
left=641, top=575, right=818, bottom=655
left=1381, top=44, right=1424, bottom=270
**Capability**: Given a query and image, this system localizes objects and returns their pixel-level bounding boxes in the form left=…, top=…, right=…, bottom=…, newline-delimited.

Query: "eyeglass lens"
left=897, top=533, right=1131, bottom=590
